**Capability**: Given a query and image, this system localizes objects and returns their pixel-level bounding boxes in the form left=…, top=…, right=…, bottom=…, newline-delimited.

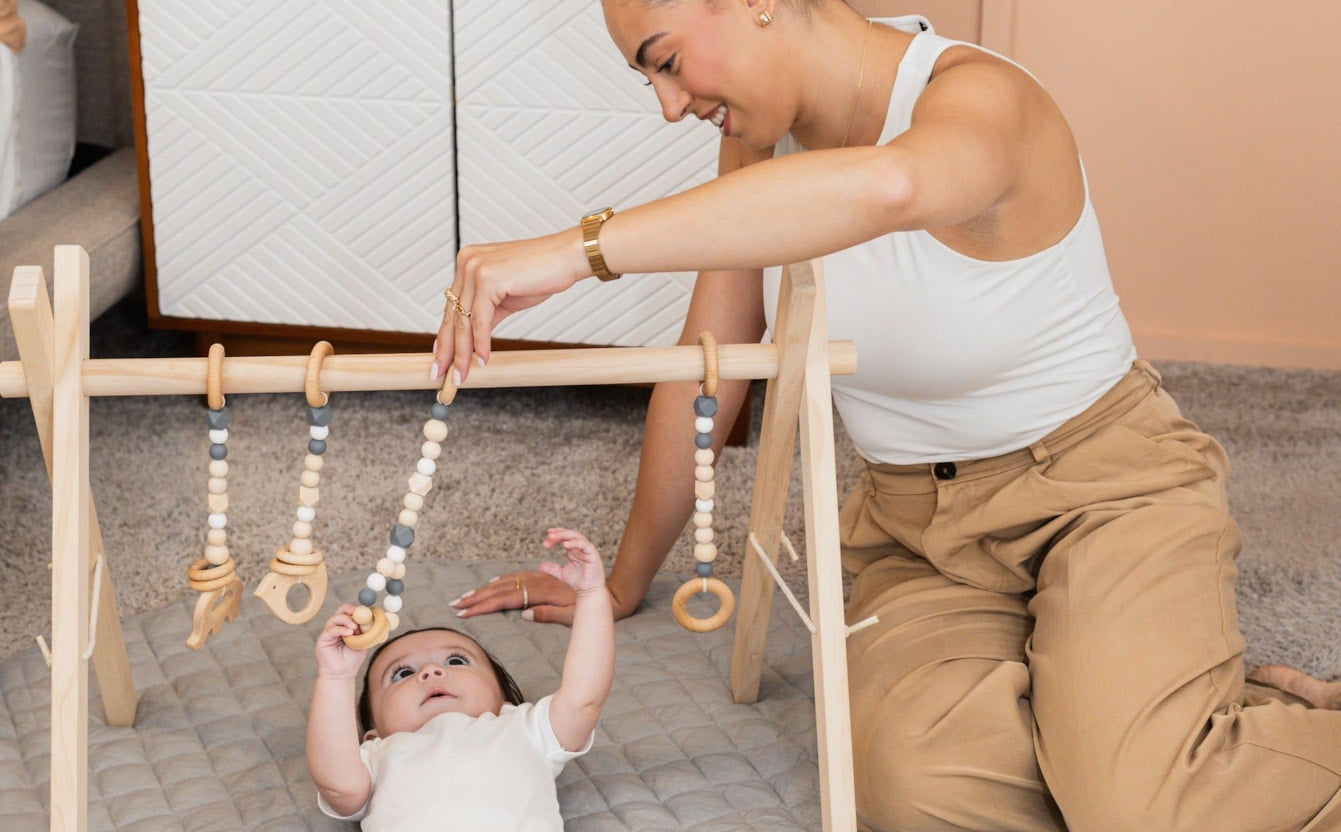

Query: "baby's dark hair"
left=356, top=626, right=525, bottom=733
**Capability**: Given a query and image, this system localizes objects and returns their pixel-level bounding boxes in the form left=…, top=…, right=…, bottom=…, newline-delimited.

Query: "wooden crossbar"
left=8, top=245, right=860, bottom=832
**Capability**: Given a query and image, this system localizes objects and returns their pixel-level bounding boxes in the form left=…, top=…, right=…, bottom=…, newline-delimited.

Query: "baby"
left=306, top=528, right=614, bottom=830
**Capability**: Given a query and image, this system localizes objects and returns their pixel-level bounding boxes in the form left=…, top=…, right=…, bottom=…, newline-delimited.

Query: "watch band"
left=581, top=207, right=621, bottom=282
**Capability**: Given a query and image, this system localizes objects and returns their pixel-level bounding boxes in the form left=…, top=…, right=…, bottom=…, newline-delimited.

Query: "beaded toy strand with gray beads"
left=342, top=382, right=455, bottom=650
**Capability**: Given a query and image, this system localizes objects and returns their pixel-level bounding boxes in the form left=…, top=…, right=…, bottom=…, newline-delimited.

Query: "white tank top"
left=763, top=16, right=1136, bottom=464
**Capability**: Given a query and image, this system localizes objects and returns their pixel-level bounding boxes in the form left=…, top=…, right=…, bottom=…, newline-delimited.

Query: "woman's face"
left=602, top=0, right=790, bottom=148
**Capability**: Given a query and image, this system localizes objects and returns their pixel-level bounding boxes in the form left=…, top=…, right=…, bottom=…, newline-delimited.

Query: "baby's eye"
left=446, top=655, right=468, bottom=667
left=390, top=665, right=415, bottom=682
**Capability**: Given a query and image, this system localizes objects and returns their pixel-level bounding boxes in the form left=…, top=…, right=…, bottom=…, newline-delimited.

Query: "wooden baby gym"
left=2, top=246, right=871, bottom=832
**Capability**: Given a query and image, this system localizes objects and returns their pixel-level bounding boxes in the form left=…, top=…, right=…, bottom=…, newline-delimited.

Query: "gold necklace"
left=840, top=20, right=874, bottom=149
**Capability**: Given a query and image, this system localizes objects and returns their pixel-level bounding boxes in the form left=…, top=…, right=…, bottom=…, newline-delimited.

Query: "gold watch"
left=580, top=206, right=621, bottom=282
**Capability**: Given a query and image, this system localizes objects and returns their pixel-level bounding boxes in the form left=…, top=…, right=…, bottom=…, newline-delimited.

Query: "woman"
left=434, top=2, right=1341, bottom=829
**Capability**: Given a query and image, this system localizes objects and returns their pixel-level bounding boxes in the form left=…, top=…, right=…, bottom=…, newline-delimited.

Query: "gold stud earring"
left=756, top=10, right=773, bottom=27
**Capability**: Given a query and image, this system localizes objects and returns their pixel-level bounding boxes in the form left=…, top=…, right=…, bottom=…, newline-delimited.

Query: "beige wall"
left=856, top=1, right=1341, bottom=369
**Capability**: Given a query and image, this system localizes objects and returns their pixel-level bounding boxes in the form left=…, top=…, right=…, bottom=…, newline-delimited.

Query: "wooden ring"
left=671, top=576, right=735, bottom=633
left=305, top=340, right=334, bottom=407
left=698, top=332, right=719, bottom=397
left=188, top=558, right=240, bottom=592
left=274, top=545, right=324, bottom=566
left=343, top=606, right=390, bottom=650
left=436, top=373, right=458, bottom=406
left=268, top=558, right=319, bottom=576
left=206, top=343, right=226, bottom=410
left=188, top=556, right=234, bottom=582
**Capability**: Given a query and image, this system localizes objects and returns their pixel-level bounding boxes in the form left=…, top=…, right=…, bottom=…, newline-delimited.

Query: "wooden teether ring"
left=671, top=577, right=735, bottom=633
left=254, top=561, right=328, bottom=624
left=343, top=605, right=390, bottom=650
left=206, top=343, right=226, bottom=410
left=186, top=576, right=243, bottom=650
left=187, top=557, right=238, bottom=592
left=305, top=340, right=334, bottom=408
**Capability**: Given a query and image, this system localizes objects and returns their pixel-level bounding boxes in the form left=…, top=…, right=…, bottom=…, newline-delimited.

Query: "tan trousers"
left=841, top=360, right=1341, bottom=832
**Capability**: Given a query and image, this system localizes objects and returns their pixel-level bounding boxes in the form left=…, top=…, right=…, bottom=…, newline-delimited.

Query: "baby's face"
left=364, top=630, right=506, bottom=739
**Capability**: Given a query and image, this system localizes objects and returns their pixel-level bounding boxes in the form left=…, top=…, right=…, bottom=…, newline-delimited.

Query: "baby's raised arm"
left=307, top=606, right=373, bottom=816
left=540, top=528, right=615, bottom=752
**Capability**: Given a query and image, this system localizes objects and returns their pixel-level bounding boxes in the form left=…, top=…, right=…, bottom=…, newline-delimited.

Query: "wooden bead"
left=374, top=557, right=393, bottom=577
left=403, top=492, right=424, bottom=512
left=397, top=509, right=418, bottom=528
left=300, top=486, right=320, bottom=506
left=207, top=528, right=227, bottom=546
left=300, top=470, right=321, bottom=488
left=289, top=537, right=313, bottom=555
left=292, top=520, right=312, bottom=539
left=352, top=605, right=373, bottom=625
left=694, top=465, right=714, bottom=482
left=693, top=542, right=718, bottom=563
left=386, top=612, right=400, bottom=631
left=305, top=453, right=324, bottom=472
left=421, top=441, right=441, bottom=460
left=695, top=481, right=715, bottom=500
left=205, top=545, right=230, bottom=566
left=695, top=527, right=714, bottom=544
left=208, top=477, right=228, bottom=495
left=408, top=473, right=432, bottom=495
left=391, top=562, right=406, bottom=580
left=423, top=419, right=448, bottom=442
left=693, top=511, right=712, bottom=528
left=695, top=449, right=714, bottom=466
left=207, top=493, right=229, bottom=513
left=209, top=460, right=229, bottom=478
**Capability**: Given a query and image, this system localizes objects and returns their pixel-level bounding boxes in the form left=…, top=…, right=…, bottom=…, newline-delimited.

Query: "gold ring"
left=443, top=288, right=472, bottom=319
left=519, top=580, right=529, bottom=611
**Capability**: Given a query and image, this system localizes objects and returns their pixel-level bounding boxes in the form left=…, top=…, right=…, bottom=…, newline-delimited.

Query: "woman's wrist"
left=564, top=224, right=595, bottom=282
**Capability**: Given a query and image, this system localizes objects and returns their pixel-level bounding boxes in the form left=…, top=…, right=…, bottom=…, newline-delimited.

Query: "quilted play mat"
left=0, top=560, right=820, bottom=831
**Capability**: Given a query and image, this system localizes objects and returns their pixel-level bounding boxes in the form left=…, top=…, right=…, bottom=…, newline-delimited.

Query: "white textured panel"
left=139, top=0, right=455, bottom=332
left=455, top=0, right=719, bottom=347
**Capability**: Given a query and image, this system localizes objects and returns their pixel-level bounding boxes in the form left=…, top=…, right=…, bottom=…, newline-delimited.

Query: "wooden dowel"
left=0, top=342, right=857, bottom=399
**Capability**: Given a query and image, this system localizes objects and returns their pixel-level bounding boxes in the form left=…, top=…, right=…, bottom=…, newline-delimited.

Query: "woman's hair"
left=356, top=626, right=526, bottom=733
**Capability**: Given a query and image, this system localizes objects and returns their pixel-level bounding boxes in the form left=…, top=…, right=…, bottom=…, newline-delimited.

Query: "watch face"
left=584, top=207, right=612, bottom=219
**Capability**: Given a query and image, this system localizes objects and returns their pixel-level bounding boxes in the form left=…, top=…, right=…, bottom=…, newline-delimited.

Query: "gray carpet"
left=1, top=298, right=1338, bottom=682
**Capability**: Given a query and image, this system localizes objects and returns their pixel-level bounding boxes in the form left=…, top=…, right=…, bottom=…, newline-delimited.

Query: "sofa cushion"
left=0, top=146, right=141, bottom=362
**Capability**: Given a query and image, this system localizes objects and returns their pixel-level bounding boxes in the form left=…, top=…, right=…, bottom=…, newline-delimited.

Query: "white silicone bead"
left=695, top=417, right=713, bottom=434
left=296, top=505, right=316, bottom=523
left=696, top=499, right=714, bottom=513
left=694, top=449, right=714, bottom=466
left=209, top=428, right=229, bottom=444
left=366, top=573, right=387, bottom=592
left=416, top=457, right=437, bottom=477
left=310, top=425, right=329, bottom=440
left=387, top=545, right=407, bottom=563
left=207, top=513, right=227, bottom=530
left=384, top=594, right=403, bottom=613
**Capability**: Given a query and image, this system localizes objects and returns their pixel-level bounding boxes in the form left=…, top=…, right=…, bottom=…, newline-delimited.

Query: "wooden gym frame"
left=1, top=246, right=865, bottom=832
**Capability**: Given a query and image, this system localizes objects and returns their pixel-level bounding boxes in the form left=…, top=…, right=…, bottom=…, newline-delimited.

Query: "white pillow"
left=0, top=0, right=77, bottom=220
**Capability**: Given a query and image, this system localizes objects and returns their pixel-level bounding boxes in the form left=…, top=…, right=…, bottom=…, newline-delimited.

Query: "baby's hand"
left=315, top=604, right=368, bottom=680
left=539, top=528, right=606, bottom=595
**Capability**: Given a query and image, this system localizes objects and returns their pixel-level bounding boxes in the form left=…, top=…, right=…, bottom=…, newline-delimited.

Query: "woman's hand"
left=314, top=604, right=368, bottom=679
left=451, top=569, right=578, bottom=624
left=432, top=228, right=591, bottom=385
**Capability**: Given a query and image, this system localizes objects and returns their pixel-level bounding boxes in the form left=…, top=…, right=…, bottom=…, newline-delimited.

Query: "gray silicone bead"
left=209, top=443, right=228, bottom=460
left=390, top=524, right=415, bottom=548
left=206, top=408, right=231, bottom=430
left=307, top=404, right=332, bottom=426
left=358, top=588, right=377, bottom=607
left=308, top=439, right=327, bottom=455
left=696, top=562, right=714, bottom=577
left=385, top=579, right=404, bottom=596
left=431, top=402, right=450, bottom=421
left=695, top=433, right=713, bottom=449
left=694, top=396, right=718, bottom=418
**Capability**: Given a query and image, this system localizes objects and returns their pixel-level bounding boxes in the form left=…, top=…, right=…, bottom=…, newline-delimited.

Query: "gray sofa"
left=0, top=0, right=141, bottom=362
